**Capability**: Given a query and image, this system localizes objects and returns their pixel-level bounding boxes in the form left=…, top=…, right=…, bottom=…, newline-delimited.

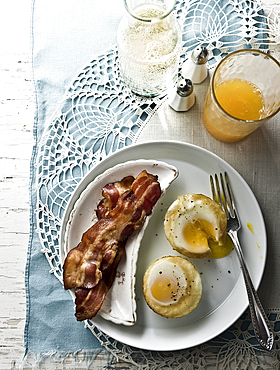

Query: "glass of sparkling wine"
left=117, top=0, right=181, bottom=97
left=203, top=49, right=280, bottom=142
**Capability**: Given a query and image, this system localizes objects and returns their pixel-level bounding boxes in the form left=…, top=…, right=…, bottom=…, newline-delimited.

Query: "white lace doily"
left=88, top=309, right=280, bottom=369
left=36, top=0, right=280, bottom=368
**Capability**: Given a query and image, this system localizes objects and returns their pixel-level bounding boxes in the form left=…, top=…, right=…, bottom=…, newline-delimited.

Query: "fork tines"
left=210, top=172, right=236, bottom=220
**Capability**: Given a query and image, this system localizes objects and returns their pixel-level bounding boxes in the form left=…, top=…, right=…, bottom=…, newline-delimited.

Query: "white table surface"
left=0, top=1, right=33, bottom=368
left=1, top=0, right=280, bottom=369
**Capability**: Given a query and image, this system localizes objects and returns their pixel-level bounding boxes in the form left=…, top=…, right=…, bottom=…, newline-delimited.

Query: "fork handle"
left=228, top=230, right=274, bottom=351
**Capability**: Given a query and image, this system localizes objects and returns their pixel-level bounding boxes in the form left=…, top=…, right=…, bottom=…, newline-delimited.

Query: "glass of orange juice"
left=203, top=49, right=280, bottom=142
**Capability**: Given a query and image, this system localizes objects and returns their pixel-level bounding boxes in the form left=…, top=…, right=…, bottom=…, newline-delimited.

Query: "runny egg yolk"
left=164, top=194, right=231, bottom=259
left=182, top=219, right=233, bottom=258
left=151, top=271, right=182, bottom=304
left=183, top=219, right=214, bottom=249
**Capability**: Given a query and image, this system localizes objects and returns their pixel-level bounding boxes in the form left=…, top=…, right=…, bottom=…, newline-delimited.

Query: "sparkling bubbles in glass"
left=117, top=0, right=182, bottom=97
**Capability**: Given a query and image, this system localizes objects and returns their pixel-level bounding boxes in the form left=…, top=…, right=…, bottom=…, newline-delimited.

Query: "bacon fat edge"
left=63, top=170, right=161, bottom=321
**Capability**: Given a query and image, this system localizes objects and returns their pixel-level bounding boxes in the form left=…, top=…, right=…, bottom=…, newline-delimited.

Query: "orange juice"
left=215, top=79, right=264, bottom=120
left=202, top=49, right=280, bottom=142
left=203, top=78, right=265, bottom=142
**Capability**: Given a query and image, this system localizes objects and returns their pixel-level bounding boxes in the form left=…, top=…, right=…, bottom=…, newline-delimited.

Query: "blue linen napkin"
left=23, top=0, right=269, bottom=366
left=24, top=233, right=103, bottom=360
left=23, top=0, right=124, bottom=365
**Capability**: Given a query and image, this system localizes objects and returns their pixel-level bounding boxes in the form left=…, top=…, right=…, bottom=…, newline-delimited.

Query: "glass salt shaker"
left=182, top=46, right=208, bottom=84
left=168, top=78, right=195, bottom=111
left=117, top=0, right=182, bottom=97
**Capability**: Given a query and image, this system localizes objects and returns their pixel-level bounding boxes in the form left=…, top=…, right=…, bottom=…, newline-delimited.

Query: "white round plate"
left=60, top=140, right=266, bottom=351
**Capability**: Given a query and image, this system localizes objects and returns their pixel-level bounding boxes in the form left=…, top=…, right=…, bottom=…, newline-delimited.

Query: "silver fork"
left=210, top=172, right=274, bottom=351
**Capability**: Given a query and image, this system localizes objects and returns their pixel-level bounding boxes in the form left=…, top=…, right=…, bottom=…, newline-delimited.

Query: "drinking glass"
left=203, top=49, right=280, bottom=142
left=117, top=0, right=181, bottom=97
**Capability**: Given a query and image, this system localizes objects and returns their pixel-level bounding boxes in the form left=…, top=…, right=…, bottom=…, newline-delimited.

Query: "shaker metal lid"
left=191, top=46, right=208, bottom=65
left=177, top=78, right=194, bottom=97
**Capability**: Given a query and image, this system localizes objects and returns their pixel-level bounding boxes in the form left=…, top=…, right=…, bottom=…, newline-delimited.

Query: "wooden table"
left=0, top=1, right=33, bottom=368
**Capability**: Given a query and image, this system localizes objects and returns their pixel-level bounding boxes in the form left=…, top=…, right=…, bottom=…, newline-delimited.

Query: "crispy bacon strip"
left=96, top=175, right=134, bottom=220
left=74, top=177, right=130, bottom=321
left=63, top=170, right=161, bottom=291
left=97, top=175, right=134, bottom=271
left=75, top=241, right=125, bottom=321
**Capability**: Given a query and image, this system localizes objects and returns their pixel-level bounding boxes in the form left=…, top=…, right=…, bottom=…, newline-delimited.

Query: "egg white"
left=164, top=193, right=227, bottom=258
left=143, top=256, right=202, bottom=318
